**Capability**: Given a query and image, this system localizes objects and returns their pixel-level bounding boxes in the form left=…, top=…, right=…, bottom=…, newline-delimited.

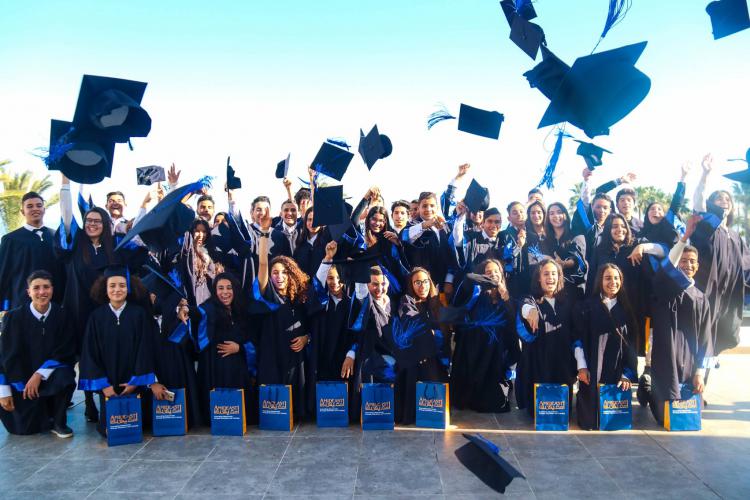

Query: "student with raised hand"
left=173, top=219, right=221, bottom=309
left=452, top=202, right=504, bottom=275
left=0, top=191, right=64, bottom=312
left=0, top=271, right=76, bottom=437
left=293, top=206, right=331, bottom=278
left=593, top=171, right=642, bottom=235
left=516, top=259, right=577, bottom=415
left=572, top=263, right=638, bottom=430
left=573, top=168, right=614, bottom=261
left=195, top=194, right=215, bottom=224
left=439, top=163, right=473, bottom=227
left=255, top=210, right=316, bottom=419
left=78, top=266, right=157, bottom=437
left=541, top=202, right=587, bottom=302
left=448, top=259, right=519, bottom=413
left=351, top=186, right=385, bottom=233
left=647, top=214, right=712, bottom=424
left=276, top=181, right=301, bottom=253
left=640, top=162, right=690, bottom=248
left=499, top=201, right=531, bottom=298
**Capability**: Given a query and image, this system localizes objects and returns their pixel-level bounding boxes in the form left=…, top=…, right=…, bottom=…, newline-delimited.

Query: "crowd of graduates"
left=1, top=153, right=747, bottom=439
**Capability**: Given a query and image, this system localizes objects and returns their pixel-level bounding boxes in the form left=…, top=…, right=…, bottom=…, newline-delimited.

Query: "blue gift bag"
left=361, top=383, right=394, bottom=430
left=210, top=388, right=246, bottom=436
left=534, top=384, right=569, bottom=431
left=152, top=388, right=188, bottom=436
left=259, top=384, right=293, bottom=431
left=316, top=381, right=349, bottom=428
left=416, top=381, right=450, bottom=429
left=598, top=384, right=632, bottom=431
left=664, top=384, right=701, bottom=431
left=105, top=394, right=143, bottom=446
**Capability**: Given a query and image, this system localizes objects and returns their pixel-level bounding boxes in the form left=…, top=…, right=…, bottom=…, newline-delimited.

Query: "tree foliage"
left=0, top=160, right=59, bottom=234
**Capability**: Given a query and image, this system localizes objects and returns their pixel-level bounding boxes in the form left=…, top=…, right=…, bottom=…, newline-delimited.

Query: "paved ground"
left=1, top=354, right=749, bottom=499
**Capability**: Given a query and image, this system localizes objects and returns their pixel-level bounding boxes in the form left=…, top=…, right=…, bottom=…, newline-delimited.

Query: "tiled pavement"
left=1, top=355, right=749, bottom=499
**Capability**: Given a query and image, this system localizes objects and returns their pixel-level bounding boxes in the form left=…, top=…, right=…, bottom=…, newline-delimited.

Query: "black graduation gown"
left=341, top=234, right=411, bottom=299
left=516, top=296, right=577, bottom=414
left=292, top=232, right=330, bottom=278
left=456, top=230, right=503, bottom=275
left=542, top=235, right=587, bottom=303
left=312, top=293, right=355, bottom=382
left=195, top=300, right=257, bottom=424
left=449, top=281, right=520, bottom=413
left=254, top=284, right=316, bottom=420
left=572, top=297, right=638, bottom=430
left=499, top=226, right=532, bottom=299
left=0, top=226, right=64, bottom=310
left=78, top=303, right=157, bottom=436
left=0, top=304, right=76, bottom=435
left=401, top=220, right=455, bottom=286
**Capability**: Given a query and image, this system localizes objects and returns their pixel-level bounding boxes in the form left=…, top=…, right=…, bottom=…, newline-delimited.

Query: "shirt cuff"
left=316, top=262, right=332, bottom=286
left=521, top=304, right=535, bottom=319
left=0, top=385, right=11, bottom=398
left=574, top=347, right=588, bottom=370
left=346, top=350, right=356, bottom=360
left=445, top=273, right=454, bottom=284
left=36, top=368, right=54, bottom=380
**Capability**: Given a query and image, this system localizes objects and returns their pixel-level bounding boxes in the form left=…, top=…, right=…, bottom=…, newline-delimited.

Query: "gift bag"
left=105, top=394, right=143, bottom=446
left=210, top=388, right=246, bottom=436
left=534, top=384, right=569, bottom=431
left=152, top=388, right=188, bottom=436
left=316, top=381, right=349, bottom=428
left=598, top=384, right=632, bottom=431
left=259, top=384, right=293, bottom=431
left=361, top=383, right=394, bottom=430
left=664, top=384, right=701, bottom=431
left=416, top=381, right=450, bottom=429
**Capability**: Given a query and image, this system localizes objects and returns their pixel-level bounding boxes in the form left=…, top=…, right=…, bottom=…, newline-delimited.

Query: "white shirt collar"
left=543, top=296, right=556, bottom=308
left=308, top=233, right=319, bottom=244
left=481, top=230, right=496, bottom=242
left=283, top=223, right=297, bottom=234
left=600, top=295, right=617, bottom=311
left=109, top=301, right=127, bottom=319
left=330, top=294, right=343, bottom=306
left=24, top=224, right=44, bottom=232
left=29, top=302, right=52, bottom=320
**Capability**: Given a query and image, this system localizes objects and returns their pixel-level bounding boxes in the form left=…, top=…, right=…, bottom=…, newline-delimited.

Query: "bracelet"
left=259, top=232, right=270, bottom=238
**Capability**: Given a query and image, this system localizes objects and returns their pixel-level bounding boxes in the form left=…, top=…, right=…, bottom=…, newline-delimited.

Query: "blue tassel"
left=467, top=302, right=506, bottom=345
left=168, top=268, right=183, bottom=291
left=197, top=176, right=213, bottom=189
left=326, top=138, right=351, bottom=150
left=594, top=0, right=632, bottom=52
left=297, top=177, right=310, bottom=187
left=391, top=315, right=428, bottom=350
left=427, top=105, right=456, bottom=130
left=536, top=128, right=568, bottom=189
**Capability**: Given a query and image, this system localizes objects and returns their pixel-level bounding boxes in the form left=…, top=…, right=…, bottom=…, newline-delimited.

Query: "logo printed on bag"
left=319, top=398, right=346, bottom=408
left=110, top=412, right=139, bottom=425
left=365, top=401, right=391, bottom=411
left=602, top=400, right=629, bottom=410
left=672, top=399, right=698, bottom=410
left=155, top=404, right=183, bottom=415
left=262, top=400, right=288, bottom=410
left=213, top=404, right=241, bottom=415
left=538, top=401, right=566, bottom=410
left=418, top=397, right=444, bottom=408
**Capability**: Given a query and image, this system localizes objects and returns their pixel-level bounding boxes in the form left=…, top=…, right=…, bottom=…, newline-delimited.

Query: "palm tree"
left=568, top=182, right=583, bottom=211
left=0, top=160, right=60, bottom=234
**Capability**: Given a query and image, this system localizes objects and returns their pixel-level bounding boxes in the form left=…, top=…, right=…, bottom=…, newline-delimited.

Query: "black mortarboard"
left=275, top=153, right=290, bottom=179
left=575, top=140, right=613, bottom=170
left=358, top=125, right=393, bottom=170
left=72, top=75, right=151, bottom=143
left=141, top=264, right=185, bottom=300
left=103, top=264, right=129, bottom=279
left=524, top=42, right=651, bottom=138
left=500, top=0, right=537, bottom=25
left=724, top=149, right=750, bottom=183
left=226, top=157, right=242, bottom=190
left=312, top=185, right=346, bottom=227
left=457, top=104, right=504, bottom=140
left=324, top=252, right=381, bottom=284
left=706, top=0, right=750, bottom=39
left=464, top=179, right=490, bottom=213
left=46, top=119, right=115, bottom=184
left=136, top=165, right=165, bottom=186
left=311, top=141, right=354, bottom=181
left=509, top=14, right=546, bottom=60
left=455, top=433, right=525, bottom=494
left=115, top=178, right=208, bottom=253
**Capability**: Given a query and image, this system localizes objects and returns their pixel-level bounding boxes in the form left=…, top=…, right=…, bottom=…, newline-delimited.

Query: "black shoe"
left=51, top=424, right=74, bottom=438
left=636, top=374, right=651, bottom=407
left=85, top=405, right=99, bottom=423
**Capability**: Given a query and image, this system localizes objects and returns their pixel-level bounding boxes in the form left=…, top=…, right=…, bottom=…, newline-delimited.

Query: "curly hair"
left=530, top=258, right=565, bottom=299
left=269, top=256, right=310, bottom=304
left=90, top=274, right=150, bottom=309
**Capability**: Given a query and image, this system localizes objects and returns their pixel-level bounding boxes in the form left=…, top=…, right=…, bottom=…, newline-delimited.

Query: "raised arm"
left=693, top=154, right=712, bottom=212
left=257, top=208, right=272, bottom=294
left=440, top=163, right=470, bottom=217
left=594, top=172, right=636, bottom=195
left=670, top=162, right=690, bottom=215
left=60, top=174, right=73, bottom=232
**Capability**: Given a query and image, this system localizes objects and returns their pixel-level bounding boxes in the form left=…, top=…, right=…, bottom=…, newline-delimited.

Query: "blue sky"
left=1, top=0, right=748, bottom=225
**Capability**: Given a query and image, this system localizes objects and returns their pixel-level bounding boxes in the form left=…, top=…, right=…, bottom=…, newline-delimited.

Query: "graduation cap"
left=723, top=147, right=750, bottom=183
left=311, top=141, right=354, bottom=181
left=464, top=179, right=490, bottom=213
left=226, top=157, right=242, bottom=190
left=509, top=13, right=546, bottom=60
left=275, top=153, right=290, bottom=179
left=141, top=264, right=185, bottom=300
left=72, top=75, right=151, bottom=143
left=706, top=0, right=750, bottom=39
left=427, top=104, right=504, bottom=139
left=575, top=140, right=613, bottom=170
left=115, top=177, right=210, bottom=253
left=524, top=42, right=651, bottom=138
left=312, top=185, right=345, bottom=227
left=358, top=125, right=393, bottom=170
left=500, top=0, right=537, bottom=24
left=455, top=433, right=525, bottom=494
left=136, top=165, right=165, bottom=186
left=103, top=264, right=131, bottom=290
left=324, top=252, right=381, bottom=284
left=45, top=119, right=115, bottom=184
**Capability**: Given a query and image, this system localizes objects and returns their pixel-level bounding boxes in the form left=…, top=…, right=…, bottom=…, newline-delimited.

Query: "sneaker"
left=636, top=373, right=651, bottom=407
left=51, top=424, right=74, bottom=438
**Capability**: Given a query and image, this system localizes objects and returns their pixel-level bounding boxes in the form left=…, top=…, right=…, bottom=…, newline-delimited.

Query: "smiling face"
left=547, top=205, right=566, bottom=229
left=529, top=205, right=544, bottom=228
left=326, top=266, right=343, bottom=297
left=27, top=277, right=53, bottom=310
left=391, top=206, right=408, bottom=230
left=508, top=203, right=526, bottom=228
left=409, top=202, right=419, bottom=220
left=411, top=270, right=431, bottom=300
left=193, top=225, right=208, bottom=247
left=539, top=262, right=559, bottom=297
left=368, top=212, right=386, bottom=234
left=600, top=266, right=622, bottom=299
left=470, top=211, right=484, bottom=226
left=281, top=202, right=298, bottom=227
left=418, top=196, right=437, bottom=221
left=711, top=191, right=733, bottom=214
left=270, top=262, right=288, bottom=295
left=252, top=201, right=270, bottom=224
left=21, top=196, right=45, bottom=226
left=592, top=199, right=611, bottom=224
left=305, top=210, right=320, bottom=234
left=84, top=210, right=104, bottom=239
left=617, top=194, right=635, bottom=217
left=215, top=278, right=234, bottom=307
left=106, top=276, right=128, bottom=306
left=197, top=200, right=214, bottom=221
left=106, top=194, right=125, bottom=219
left=368, top=272, right=388, bottom=300
left=481, top=214, right=503, bottom=239
left=483, top=260, right=503, bottom=284
left=679, top=249, right=700, bottom=279
left=610, top=217, right=628, bottom=244
left=647, top=203, right=665, bottom=225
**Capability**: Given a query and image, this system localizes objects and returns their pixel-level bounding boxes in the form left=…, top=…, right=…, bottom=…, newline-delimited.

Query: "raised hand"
left=701, top=154, right=713, bottom=175
left=680, top=161, right=692, bottom=181
left=457, top=163, right=470, bottom=178
left=620, top=172, right=637, bottom=184
left=168, top=163, right=181, bottom=185
left=324, top=240, right=338, bottom=260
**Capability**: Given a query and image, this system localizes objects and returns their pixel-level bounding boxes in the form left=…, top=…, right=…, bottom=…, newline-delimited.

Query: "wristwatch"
left=259, top=232, right=270, bottom=238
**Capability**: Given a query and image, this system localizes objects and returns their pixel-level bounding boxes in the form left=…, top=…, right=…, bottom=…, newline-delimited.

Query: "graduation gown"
left=78, top=302, right=157, bottom=436
left=516, top=296, right=577, bottom=413
left=541, top=235, right=587, bottom=302
left=572, top=297, right=638, bottom=430
left=456, top=230, right=504, bottom=275
left=196, top=300, right=257, bottom=424
left=499, top=226, right=532, bottom=299
left=292, top=231, right=331, bottom=279
left=0, top=226, right=64, bottom=310
left=341, top=233, right=410, bottom=298
left=449, top=281, right=520, bottom=413
left=0, top=304, right=76, bottom=435
left=401, top=220, right=455, bottom=286
left=311, top=292, right=355, bottom=382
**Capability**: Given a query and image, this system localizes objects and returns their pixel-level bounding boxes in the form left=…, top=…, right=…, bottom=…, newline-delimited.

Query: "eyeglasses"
left=84, top=218, right=104, bottom=226
left=413, top=279, right=430, bottom=287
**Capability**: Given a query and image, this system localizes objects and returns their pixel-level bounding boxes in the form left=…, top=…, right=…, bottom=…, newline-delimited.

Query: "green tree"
left=731, top=182, right=750, bottom=244
left=0, top=160, right=60, bottom=234
left=569, top=182, right=583, bottom=211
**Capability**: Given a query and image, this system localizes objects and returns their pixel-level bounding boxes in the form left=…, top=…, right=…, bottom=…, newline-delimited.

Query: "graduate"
left=448, top=259, right=520, bottom=413
left=525, top=200, right=547, bottom=246
left=78, top=266, right=157, bottom=437
left=0, top=271, right=76, bottom=437
left=638, top=164, right=689, bottom=248
left=195, top=272, right=258, bottom=424
left=174, top=219, right=221, bottom=309
left=499, top=201, right=531, bottom=298
left=452, top=204, right=505, bottom=276
left=647, top=216, right=712, bottom=424
left=275, top=196, right=300, bottom=254
left=541, top=203, right=587, bottom=302
left=572, top=264, right=638, bottom=430
left=390, top=200, right=410, bottom=235
left=516, top=259, right=577, bottom=414
left=292, top=207, right=331, bottom=278
left=0, top=191, right=64, bottom=311
left=392, top=267, right=448, bottom=425
left=255, top=211, right=316, bottom=419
